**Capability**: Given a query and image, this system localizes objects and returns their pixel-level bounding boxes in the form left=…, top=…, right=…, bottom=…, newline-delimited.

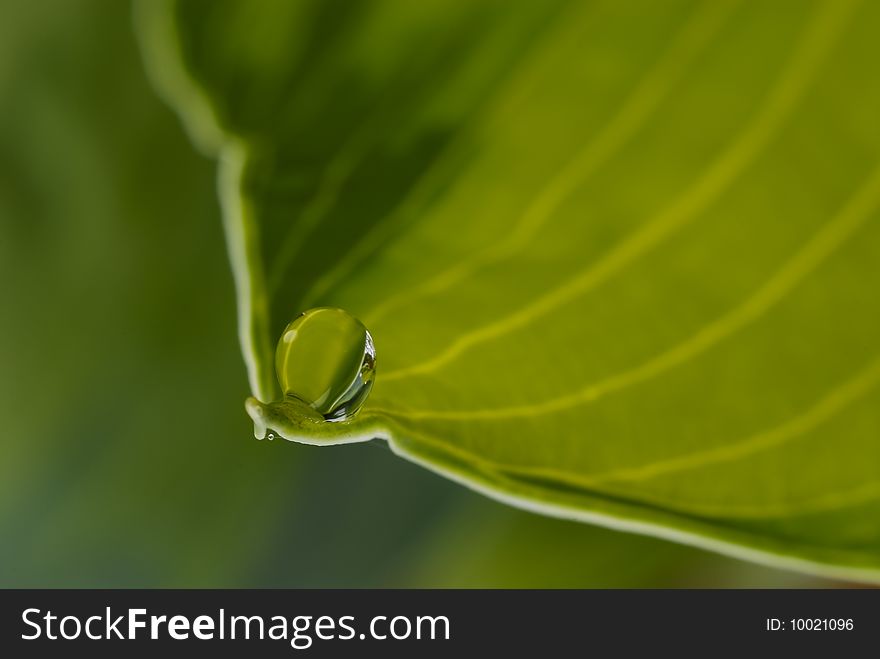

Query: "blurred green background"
left=0, top=0, right=842, bottom=587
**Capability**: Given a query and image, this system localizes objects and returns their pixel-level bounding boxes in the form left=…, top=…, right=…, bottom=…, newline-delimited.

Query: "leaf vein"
left=370, top=160, right=880, bottom=420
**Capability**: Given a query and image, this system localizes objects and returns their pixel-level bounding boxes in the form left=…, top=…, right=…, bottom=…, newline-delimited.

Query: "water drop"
left=274, top=307, right=376, bottom=422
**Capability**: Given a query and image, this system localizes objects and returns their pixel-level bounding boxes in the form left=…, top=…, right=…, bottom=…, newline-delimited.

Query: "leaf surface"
left=139, top=0, right=880, bottom=580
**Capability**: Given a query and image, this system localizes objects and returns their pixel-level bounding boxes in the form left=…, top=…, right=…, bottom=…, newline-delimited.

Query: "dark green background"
left=0, top=0, right=833, bottom=587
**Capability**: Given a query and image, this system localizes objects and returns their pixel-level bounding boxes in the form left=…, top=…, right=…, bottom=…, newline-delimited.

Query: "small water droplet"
left=274, top=307, right=376, bottom=422
left=267, top=432, right=275, bottom=441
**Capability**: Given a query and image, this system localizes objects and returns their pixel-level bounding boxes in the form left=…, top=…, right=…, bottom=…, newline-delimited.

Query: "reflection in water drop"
left=274, top=307, right=376, bottom=422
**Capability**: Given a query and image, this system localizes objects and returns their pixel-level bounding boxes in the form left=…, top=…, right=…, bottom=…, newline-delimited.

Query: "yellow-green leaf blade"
left=139, top=0, right=880, bottom=581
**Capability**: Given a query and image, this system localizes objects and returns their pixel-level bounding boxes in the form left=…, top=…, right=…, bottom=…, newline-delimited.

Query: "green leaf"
left=138, top=0, right=880, bottom=581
